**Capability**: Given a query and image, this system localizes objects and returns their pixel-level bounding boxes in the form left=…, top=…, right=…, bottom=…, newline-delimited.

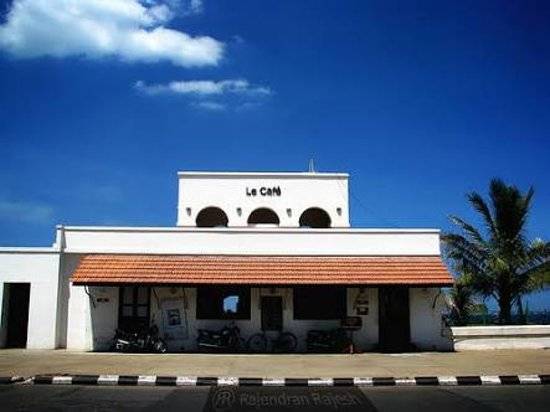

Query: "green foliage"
left=442, top=179, right=550, bottom=324
left=447, top=272, right=476, bottom=326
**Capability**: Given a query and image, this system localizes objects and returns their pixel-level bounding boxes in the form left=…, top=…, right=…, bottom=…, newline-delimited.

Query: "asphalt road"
left=0, top=385, right=549, bottom=411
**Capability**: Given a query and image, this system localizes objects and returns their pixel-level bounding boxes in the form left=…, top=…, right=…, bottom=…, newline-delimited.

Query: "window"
left=119, top=286, right=150, bottom=332
left=293, top=286, right=347, bottom=320
left=196, top=207, right=229, bottom=227
left=247, top=208, right=280, bottom=225
left=299, top=208, right=331, bottom=228
left=196, top=286, right=251, bottom=319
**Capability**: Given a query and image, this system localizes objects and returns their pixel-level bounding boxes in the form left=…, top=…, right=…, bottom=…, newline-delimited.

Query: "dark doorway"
left=378, top=287, right=411, bottom=352
left=118, top=286, right=151, bottom=332
left=261, top=296, right=283, bottom=331
left=4, top=283, right=31, bottom=348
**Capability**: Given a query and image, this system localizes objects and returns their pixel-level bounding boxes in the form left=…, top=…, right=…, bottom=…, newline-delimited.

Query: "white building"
left=0, top=171, right=453, bottom=352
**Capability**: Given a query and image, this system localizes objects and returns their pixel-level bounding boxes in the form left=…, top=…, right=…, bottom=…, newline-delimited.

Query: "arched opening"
left=196, top=207, right=229, bottom=227
left=299, top=207, right=331, bottom=228
left=247, top=208, right=280, bottom=226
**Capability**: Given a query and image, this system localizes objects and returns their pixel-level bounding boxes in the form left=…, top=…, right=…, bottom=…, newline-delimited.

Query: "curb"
left=29, top=374, right=550, bottom=387
left=0, top=377, right=24, bottom=384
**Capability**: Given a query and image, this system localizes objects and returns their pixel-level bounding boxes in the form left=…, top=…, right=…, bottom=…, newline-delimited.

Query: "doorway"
left=378, top=287, right=411, bottom=352
left=3, top=283, right=31, bottom=348
left=261, top=296, right=283, bottom=331
left=118, top=286, right=151, bottom=332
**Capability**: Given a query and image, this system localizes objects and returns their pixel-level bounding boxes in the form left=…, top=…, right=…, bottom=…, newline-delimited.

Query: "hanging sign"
left=341, top=316, right=363, bottom=331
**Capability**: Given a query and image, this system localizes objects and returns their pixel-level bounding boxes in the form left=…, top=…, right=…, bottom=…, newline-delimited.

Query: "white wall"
left=410, top=287, right=452, bottom=351
left=452, top=325, right=550, bottom=350
left=132, top=287, right=380, bottom=352
left=0, top=250, right=61, bottom=349
left=66, top=284, right=119, bottom=351
left=73, top=286, right=392, bottom=352
left=177, top=172, right=350, bottom=227
left=65, top=284, right=452, bottom=352
left=58, top=226, right=442, bottom=256
left=66, top=286, right=377, bottom=352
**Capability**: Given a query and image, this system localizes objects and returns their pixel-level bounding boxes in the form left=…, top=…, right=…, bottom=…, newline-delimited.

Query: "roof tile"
left=71, top=255, right=454, bottom=286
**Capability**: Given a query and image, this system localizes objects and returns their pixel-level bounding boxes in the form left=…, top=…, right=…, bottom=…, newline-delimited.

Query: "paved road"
left=1, top=385, right=549, bottom=411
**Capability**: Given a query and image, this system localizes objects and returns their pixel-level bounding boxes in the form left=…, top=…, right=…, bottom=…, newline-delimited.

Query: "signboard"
left=340, top=316, right=362, bottom=331
left=160, top=298, right=188, bottom=341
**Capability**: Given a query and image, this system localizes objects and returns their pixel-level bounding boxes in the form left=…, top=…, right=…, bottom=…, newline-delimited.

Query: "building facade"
left=0, top=171, right=453, bottom=352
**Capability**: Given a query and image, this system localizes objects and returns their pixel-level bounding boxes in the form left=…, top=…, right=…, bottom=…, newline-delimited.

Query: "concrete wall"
left=66, top=285, right=451, bottom=352
left=66, top=284, right=119, bottom=351
left=166, top=287, right=380, bottom=352
left=452, top=325, right=550, bottom=350
left=410, top=288, right=452, bottom=351
left=0, top=249, right=61, bottom=349
left=58, top=226, right=442, bottom=256
left=67, top=286, right=381, bottom=352
left=176, top=172, right=350, bottom=228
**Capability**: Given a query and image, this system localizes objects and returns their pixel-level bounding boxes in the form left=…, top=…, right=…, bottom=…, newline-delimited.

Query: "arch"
left=299, top=207, right=331, bottom=228
left=247, top=208, right=280, bottom=226
left=195, top=207, right=229, bottom=227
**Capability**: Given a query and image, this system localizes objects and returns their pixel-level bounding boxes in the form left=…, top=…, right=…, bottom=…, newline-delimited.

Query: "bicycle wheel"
left=276, top=332, right=298, bottom=353
left=247, top=333, right=268, bottom=353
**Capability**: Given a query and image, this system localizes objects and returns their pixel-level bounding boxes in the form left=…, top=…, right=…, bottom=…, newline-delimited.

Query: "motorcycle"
left=247, top=331, right=298, bottom=353
left=111, top=324, right=168, bottom=353
left=197, top=322, right=244, bottom=352
left=306, top=328, right=351, bottom=353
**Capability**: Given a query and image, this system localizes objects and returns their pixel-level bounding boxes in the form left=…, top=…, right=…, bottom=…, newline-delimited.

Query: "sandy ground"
left=1, top=349, right=549, bottom=377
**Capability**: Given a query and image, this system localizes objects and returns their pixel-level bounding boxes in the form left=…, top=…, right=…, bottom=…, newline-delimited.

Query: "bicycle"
left=247, top=330, right=298, bottom=353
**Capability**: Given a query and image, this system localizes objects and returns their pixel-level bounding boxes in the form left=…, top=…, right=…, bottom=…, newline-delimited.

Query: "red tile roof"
left=71, top=254, right=453, bottom=286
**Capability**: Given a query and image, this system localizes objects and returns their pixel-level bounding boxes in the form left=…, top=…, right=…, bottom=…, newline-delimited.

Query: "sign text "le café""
left=246, top=186, right=282, bottom=197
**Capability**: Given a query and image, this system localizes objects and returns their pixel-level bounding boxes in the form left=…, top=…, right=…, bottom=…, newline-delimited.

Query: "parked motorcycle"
left=197, top=322, right=244, bottom=352
left=111, top=324, right=168, bottom=353
left=247, top=331, right=298, bottom=353
left=306, top=328, right=351, bottom=353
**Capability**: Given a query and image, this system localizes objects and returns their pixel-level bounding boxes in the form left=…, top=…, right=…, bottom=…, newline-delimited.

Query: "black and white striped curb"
left=0, top=377, right=24, bottom=384
left=27, top=374, right=550, bottom=387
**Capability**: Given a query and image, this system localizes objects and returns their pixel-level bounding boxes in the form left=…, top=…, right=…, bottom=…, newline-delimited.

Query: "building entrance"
left=378, top=287, right=411, bottom=352
left=4, top=283, right=31, bottom=348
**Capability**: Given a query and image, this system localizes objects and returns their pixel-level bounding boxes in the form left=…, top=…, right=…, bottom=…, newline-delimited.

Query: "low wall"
left=452, top=325, right=550, bottom=350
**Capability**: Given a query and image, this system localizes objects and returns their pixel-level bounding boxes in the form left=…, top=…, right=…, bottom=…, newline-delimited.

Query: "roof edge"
left=177, top=171, right=349, bottom=179
left=58, top=225, right=441, bottom=234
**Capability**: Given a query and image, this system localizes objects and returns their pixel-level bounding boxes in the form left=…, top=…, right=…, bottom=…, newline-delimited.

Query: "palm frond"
left=448, top=214, right=488, bottom=248
left=490, top=179, right=530, bottom=245
left=519, top=261, right=550, bottom=289
left=441, top=233, right=486, bottom=273
left=467, top=191, right=497, bottom=239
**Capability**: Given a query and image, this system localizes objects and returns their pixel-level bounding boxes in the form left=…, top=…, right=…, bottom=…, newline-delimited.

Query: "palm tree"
left=448, top=272, right=476, bottom=326
left=442, top=179, right=550, bottom=324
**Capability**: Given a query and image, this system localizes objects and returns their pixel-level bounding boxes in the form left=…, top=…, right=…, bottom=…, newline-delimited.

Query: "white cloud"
left=0, top=200, right=54, bottom=224
left=189, top=0, right=203, bottom=14
left=134, top=79, right=272, bottom=96
left=191, top=101, right=226, bottom=111
left=0, top=0, right=223, bottom=67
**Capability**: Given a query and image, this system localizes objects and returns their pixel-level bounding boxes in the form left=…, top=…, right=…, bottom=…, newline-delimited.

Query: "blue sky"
left=0, top=1, right=549, bottom=309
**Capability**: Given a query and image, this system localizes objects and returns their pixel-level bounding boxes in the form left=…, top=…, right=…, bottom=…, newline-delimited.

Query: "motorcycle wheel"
left=275, top=332, right=298, bottom=353
left=247, top=334, right=268, bottom=353
left=154, top=339, right=168, bottom=353
left=238, top=337, right=247, bottom=353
